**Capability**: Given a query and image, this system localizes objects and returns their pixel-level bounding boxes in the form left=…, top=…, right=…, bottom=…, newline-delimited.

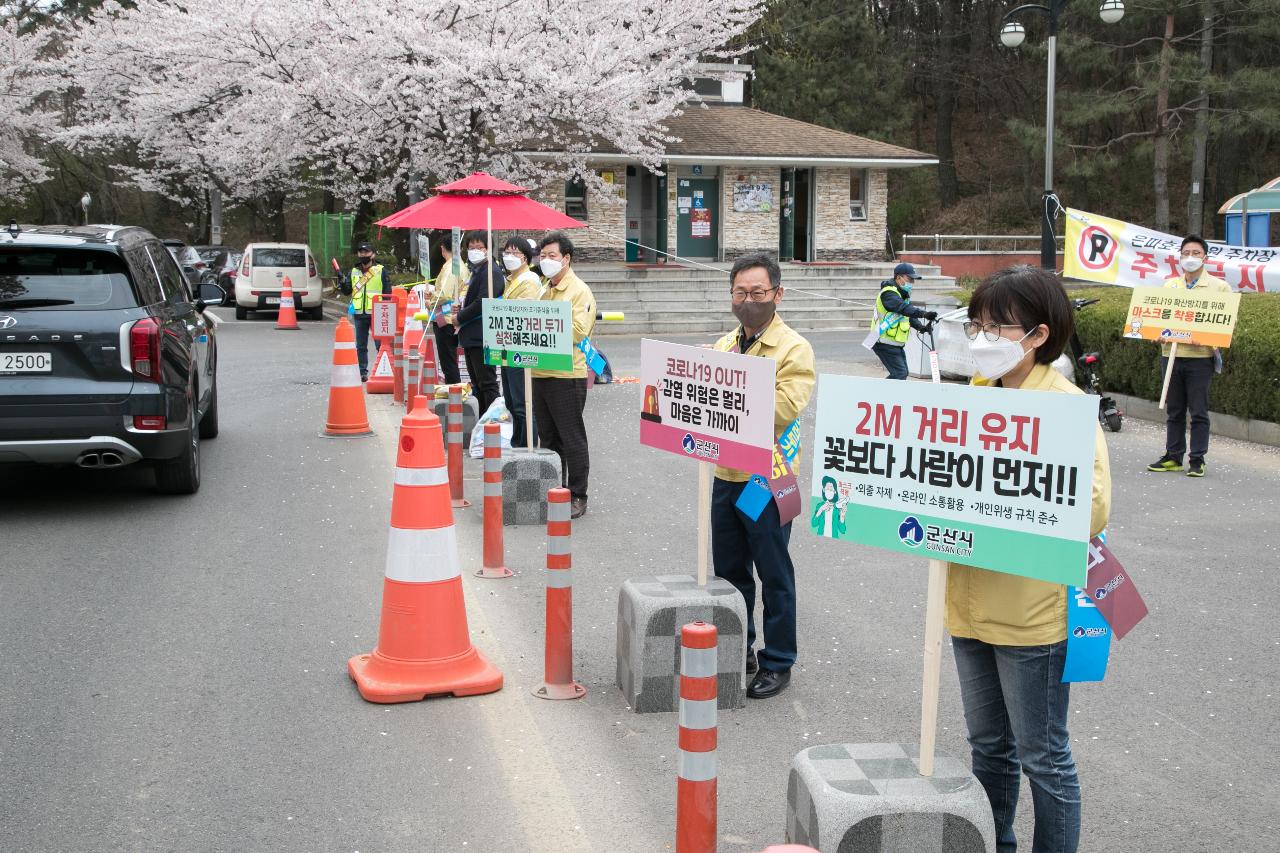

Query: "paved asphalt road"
left=2, top=308, right=1277, bottom=852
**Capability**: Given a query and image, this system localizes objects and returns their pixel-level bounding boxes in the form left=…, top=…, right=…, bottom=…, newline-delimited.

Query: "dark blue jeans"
left=873, top=341, right=909, bottom=380
left=501, top=365, right=537, bottom=447
left=711, top=477, right=797, bottom=672
left=1162, top=356, right=1213, bottom=463
left=952, top=637, right=1080, bottom=853
left=352, top=313, right=375, bottom=375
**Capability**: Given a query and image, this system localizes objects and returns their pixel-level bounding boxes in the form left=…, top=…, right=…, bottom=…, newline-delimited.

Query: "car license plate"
left=0, top=352, right=52, bottom=373
left=265, top=296, right=280, bottom=305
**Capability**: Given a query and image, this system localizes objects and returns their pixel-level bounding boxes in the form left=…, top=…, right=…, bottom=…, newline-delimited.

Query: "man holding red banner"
left=711, top=253, right=815, bottom=700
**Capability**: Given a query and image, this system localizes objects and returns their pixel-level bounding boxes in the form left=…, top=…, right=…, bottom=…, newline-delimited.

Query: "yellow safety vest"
left=349, top=264, right=386, bottom=314
left=875, top=285, right=911, bottom=345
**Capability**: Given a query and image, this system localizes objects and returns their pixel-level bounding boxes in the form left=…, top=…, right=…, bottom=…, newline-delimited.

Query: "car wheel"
left=155, top=401, right=201, bottom=495
left=199, top=373, right=219, bottom=439
left=234, top=305, right=247, bottom=321
left=308, top=306, right=325, bottom=321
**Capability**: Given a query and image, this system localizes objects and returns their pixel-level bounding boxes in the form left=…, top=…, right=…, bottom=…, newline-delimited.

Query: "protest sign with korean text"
left=639, top=339, right=776, bottom=476
left=811, top=375, right=1098, bottom=586
left=1122, top=285, right=1240, bottom=348
left=1065, top=207, right=1279, bottom=292
left=481, top=298, right=573, bottom=372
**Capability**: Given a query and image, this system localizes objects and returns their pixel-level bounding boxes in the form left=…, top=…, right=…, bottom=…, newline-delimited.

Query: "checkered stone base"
left=787, top=743, right=994, bottom=853
left=431, top=395, right=479, bottom=449
left=501, top=448, right=562, bottom=525
left=616, top=574, right=747, bottom=713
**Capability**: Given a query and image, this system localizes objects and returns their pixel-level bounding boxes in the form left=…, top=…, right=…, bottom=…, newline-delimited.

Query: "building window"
left=564, top=178, right=588, bottom=220
left=849, top=169, right=868, bottom=221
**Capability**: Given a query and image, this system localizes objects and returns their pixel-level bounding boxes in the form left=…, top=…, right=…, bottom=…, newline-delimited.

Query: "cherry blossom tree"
left=53, top=0, right=763, bottom=212
left=0, top=14, right=53, bottom=197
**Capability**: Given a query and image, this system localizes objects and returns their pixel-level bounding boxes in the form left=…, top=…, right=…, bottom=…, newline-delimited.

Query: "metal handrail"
left=900, top=234, right=1067, bottom=253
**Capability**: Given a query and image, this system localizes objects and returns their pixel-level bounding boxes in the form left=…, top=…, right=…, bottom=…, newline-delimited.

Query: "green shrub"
left=956, top=284, right=1280, bottom=424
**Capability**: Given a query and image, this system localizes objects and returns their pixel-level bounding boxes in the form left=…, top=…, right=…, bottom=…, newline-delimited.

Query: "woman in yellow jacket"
left=951, top=265, right=1111, bottom=853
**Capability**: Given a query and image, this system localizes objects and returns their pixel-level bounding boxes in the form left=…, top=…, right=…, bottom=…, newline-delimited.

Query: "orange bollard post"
left=446, top=385, right=470, bottom=508
left=392, top=329, right=405, bottom=405
left=675, top=621, right=718, bottom=853
left=275, top=275, right=300, bottom=330
left=347, top=397, right=502, bottom=702
left=456, top=345, right=470, bottom=386
left=322, top=317, right=372, bottom=437
left=476, top=423, right=514, bottom=580
left=533, top=488, right=586, bottom=698
left=420, top=335, right=439, bottom=401
left=406, top=351, right=421, bottom=413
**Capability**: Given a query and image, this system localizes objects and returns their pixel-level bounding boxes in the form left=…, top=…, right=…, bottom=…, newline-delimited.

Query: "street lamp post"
left=1001, top=0, right=1125, bottom=270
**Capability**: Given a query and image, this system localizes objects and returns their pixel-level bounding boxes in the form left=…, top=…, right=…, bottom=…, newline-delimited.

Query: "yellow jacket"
left=712, top=313, right=816, bottom=483
left=1160, top=272, right=1231, bottom=358
left=504, top=267, right=543, bottom=301
left=946, top=362, right=1112, bottom=646
left=533, top=267, right=596, bottom=379
left=434, top=259, right=467, bottom=304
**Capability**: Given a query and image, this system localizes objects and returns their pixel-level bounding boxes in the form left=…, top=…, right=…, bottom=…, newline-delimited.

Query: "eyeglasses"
left=730, top=286, right=778, bottom=303
left=962, top=321, right=1021, bottom=343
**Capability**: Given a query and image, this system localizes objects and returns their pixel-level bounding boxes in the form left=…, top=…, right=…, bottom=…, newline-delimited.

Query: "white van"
left=234, top=243, right=324, bottom=320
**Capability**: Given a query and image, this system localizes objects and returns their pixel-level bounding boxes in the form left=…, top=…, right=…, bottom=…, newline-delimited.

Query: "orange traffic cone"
left=323, top=317, right=373, bottom=437
left=366, top=346, right=394, bottom=394
left=276, top=275, right=300, bottom=330
left=348, top=397, right=504, bottom=703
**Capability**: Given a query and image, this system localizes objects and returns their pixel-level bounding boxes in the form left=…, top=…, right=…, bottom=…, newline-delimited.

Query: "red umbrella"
left=376, top=171, right=585, bottom=231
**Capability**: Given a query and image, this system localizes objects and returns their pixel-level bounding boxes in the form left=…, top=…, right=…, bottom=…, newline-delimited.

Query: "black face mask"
left=357, top=256, right=373, bottom=267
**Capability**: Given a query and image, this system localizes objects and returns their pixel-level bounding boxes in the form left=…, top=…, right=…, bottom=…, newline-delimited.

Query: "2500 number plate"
left=0, top=352, right=53, bottom=373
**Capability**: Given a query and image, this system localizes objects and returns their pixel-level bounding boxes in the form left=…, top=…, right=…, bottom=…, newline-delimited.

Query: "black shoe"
left=570, top=497, right=587, bottom=519
left=745, top=649, right=758, bottom=675
left=747, top=668, right=791, bottom=699
left=1146, top=455, right=1182, bottom=472
left=1187, top=460, right=1205, bottom=477
left=360, top=372, right=369, bottom=383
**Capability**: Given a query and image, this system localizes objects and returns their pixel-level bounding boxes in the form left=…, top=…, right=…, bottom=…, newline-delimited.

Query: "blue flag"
left=1063, top=586, right=1112, bottom=683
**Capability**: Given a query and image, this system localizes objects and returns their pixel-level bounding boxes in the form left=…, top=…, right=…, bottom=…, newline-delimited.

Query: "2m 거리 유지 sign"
left=638, top=338, right=776, bottom=476
left=811, top=375, right=1099, bottom=586
left=481, top=298, right=573, bottom=372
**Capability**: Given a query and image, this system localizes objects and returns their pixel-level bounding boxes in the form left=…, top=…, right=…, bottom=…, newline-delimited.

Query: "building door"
left=794, top=168, right=814, bottom=262
left=779, top=168, right=796, bottom=261
left=676, top=177, right=719, bottom=259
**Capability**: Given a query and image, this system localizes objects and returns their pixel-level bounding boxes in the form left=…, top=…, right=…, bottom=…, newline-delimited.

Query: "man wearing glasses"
left=711, top=253, right=816, bottom=699
left=1147, top=235, right=1231, bottom=478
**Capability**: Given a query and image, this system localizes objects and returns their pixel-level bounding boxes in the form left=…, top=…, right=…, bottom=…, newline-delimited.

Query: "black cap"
left=356, top=242, right=373, bottom=253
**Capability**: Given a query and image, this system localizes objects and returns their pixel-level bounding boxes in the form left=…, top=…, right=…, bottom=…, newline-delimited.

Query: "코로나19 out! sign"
left=639, top=338, right=777, bottom=476
left=810, top=375, right=1099, bottom=586
left=482, top=298, right=573, bottom=372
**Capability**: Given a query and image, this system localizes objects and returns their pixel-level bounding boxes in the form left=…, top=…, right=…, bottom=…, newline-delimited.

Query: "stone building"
left=521, top=64, right=935, bottom=263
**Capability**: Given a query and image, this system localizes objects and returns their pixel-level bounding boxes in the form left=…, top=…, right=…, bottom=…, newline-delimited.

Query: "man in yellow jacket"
left=1146, top=234, right=1231, bottom=478
left=711, top=253, right=816, bottom=699
left=531, top=232, right=596, bottom=519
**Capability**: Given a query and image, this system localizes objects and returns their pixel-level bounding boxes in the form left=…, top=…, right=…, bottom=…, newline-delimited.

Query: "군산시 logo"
left=682, top=433, right=697, bottom=454
left=898, top=516, right=924, bottom=548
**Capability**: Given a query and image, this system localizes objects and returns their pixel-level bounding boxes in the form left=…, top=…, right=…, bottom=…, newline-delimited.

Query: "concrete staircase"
left=576, top=262, right=957, bottom=336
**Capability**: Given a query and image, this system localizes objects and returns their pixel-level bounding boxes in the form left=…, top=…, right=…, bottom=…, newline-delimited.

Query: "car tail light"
left=307, top=255, right=317, bottom=277
left=129, top=316, right=162, bottom=381
left=194, top=261, right=207, bottom=270
left=133, top=415, right=167, bottom=430
left=241, top=255, right=250, bottom=277
left=228, top=270, right=237, bottom=278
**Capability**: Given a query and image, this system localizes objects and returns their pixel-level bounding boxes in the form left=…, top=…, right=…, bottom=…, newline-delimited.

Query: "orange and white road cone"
left=366, top=347, right=394, bottom=394
left=406, top=351, right=421, bottom=413
left=404, top=289, right=424, bottom=353
left=322, top=317, right=372, bottom=437
left=392, top=330, right=406, bottom=405
left=675, top=621, right=718, bottom=853
left=446, top=384, right=470, bottom=509
left=476, top=423, right=513, bottom=580
left=276, top=275, right=300, bottom=330
left=420, top=336, right=439, bottom=401
left=347, top=398, right=503, bottom=703
left=533, top=488, right=586, bottom=698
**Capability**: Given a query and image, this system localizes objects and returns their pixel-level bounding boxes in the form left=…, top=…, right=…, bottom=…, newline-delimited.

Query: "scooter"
left=1069, top=298, right=1123, bottom=433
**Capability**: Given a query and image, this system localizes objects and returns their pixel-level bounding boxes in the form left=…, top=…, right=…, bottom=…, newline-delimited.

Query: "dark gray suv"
left=0, top=223, right=223, bottom=494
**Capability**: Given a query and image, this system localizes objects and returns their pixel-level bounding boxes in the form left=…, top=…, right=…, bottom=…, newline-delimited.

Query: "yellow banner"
left=1122, top=286, right=1241, bottom=349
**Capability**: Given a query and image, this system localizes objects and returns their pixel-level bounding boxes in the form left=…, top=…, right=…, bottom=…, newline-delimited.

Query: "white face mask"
left=502, top=253, right=523, bottom=271
left=467, top=248, right=486, bottom=264
left=968, top=328, right=1034, bottom=381
left=539, top=257, right=563, bottom=280
left=1180, top=255, right=1204, bottom=273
